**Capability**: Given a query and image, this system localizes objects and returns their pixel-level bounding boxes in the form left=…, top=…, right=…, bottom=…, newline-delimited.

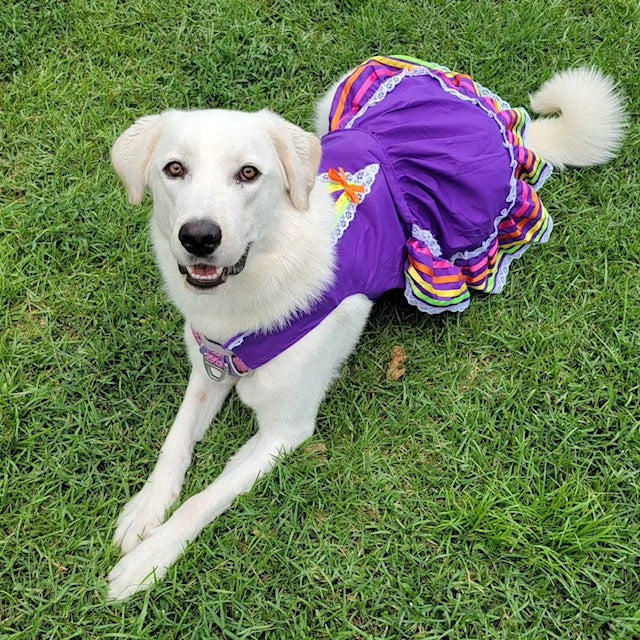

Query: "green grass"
left=1, top=0, right=639, bottom=637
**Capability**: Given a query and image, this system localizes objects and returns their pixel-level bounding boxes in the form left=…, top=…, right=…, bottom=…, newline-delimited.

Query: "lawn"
left=1, top=0, right=639, bottom=638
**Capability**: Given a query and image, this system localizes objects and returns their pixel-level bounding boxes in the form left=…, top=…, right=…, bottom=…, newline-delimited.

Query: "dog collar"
left=191, top=328, right=251, bottom=381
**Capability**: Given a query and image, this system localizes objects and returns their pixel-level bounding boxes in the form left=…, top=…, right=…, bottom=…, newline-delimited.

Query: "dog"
left=107, top=57, right=625, bottom=600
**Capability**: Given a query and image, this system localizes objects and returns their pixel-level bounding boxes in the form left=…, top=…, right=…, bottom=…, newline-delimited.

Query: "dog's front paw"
left=107, top=526, right=186, bottom=601
left=113, top=479, right=182, bottom=554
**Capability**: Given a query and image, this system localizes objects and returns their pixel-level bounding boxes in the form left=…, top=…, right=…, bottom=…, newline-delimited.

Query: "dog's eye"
left=164, top=161, right=186, bottom=178
left=238, top=165, right=260, bottom=182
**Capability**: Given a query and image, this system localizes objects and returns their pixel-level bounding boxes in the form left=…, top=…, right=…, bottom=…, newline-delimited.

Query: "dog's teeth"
left=188, top=265, right=220, bottom=279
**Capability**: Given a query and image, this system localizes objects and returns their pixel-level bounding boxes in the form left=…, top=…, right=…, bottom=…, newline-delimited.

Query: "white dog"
left=108, top=57, right=625, bottom=600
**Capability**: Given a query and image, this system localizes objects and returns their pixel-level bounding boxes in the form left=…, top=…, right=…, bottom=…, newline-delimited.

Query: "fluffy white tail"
left=528, top=67, right=626, bottom=169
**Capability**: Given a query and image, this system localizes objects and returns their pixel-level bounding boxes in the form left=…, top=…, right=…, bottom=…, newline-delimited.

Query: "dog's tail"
left=528, top=68, right=626, bottom=169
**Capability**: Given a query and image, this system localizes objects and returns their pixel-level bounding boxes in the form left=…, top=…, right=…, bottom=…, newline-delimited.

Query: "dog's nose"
left=178, top=220, right=222, bottom=256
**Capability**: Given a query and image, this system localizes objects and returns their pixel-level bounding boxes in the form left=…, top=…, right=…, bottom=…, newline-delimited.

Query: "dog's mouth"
left=178, top=246, right=250, bottom=289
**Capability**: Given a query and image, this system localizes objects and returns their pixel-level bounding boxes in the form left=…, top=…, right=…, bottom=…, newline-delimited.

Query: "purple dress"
left=194, top=56, right=554, bottom=379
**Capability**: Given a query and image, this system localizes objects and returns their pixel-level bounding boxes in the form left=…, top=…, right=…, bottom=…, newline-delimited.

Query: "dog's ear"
left=261, top=110, right=322, bottom=212
left=111, top=115, right=162, bottom=204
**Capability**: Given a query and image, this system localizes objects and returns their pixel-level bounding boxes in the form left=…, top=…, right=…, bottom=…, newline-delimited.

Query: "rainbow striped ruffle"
left=333, top=56, right=552, bottom=314
left=406, top=178, right=552, bottom=311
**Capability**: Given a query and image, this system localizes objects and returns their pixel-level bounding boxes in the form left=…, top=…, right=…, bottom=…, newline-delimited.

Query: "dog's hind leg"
left=113, top=367, right=235, bottom=554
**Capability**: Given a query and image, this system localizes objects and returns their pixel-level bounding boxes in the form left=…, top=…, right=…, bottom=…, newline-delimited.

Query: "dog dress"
left=194, top=55, right=554, bottom=379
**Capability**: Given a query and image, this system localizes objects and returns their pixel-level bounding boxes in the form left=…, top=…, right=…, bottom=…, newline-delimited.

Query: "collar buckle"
left=202, top=356, right=229, bottom=382
left=192, top=328, right=251, bottom=382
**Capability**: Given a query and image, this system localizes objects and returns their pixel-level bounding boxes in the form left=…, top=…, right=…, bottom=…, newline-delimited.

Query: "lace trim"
left=411, top=224, right=442, bottom=257
left=404, top=285, right=470, bottom=315
left=475, top=82, right=512, bottom=112
left=490, top=214, right=554, bottom=295
left=319, top=163, right=380, bottom=245
left=344, top=67, right=430, bottom=130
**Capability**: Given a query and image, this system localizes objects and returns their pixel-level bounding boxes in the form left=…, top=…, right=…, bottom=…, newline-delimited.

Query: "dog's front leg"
left=106, top=295, right=373, bottom=601
left=113, top=367, right=235, bottom=554
left=106, top=369, right=317, bottom=601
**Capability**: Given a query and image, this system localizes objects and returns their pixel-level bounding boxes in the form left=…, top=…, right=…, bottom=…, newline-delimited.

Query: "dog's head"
left=111, top=109, right=321, bottom=291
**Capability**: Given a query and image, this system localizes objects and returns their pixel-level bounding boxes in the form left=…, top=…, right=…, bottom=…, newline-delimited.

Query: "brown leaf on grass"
left=386, top=345, right=407, bottom=381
